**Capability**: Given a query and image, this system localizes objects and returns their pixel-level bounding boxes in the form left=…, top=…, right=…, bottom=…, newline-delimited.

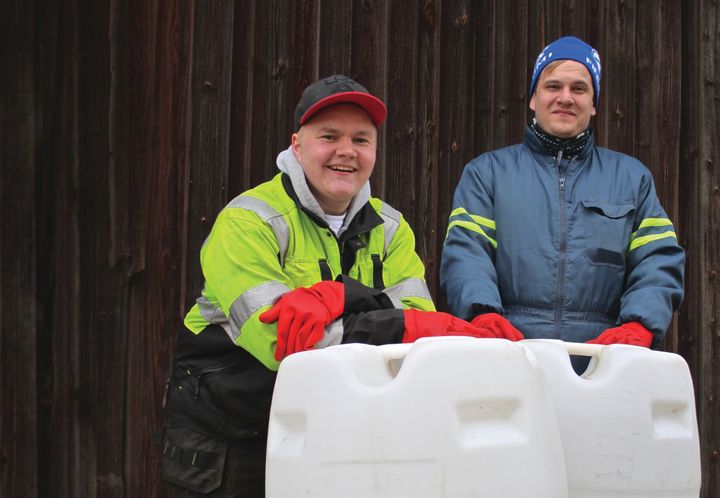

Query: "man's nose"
left=557, top=87, right=573, bottom=104
left=336, top=137, right=357, bottom=157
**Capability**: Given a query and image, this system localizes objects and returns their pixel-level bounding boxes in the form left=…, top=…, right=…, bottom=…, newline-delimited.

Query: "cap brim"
left=299, top=92, right=387, bottom=128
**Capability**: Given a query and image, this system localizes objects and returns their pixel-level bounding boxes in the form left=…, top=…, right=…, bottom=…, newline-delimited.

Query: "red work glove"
left=470, top=313, right=524, bottom=341
left=402, top=309, right=496, bottom=343
left=587, top=322, right=653, bottom=347
left=259, top=281, right=344, bottom=360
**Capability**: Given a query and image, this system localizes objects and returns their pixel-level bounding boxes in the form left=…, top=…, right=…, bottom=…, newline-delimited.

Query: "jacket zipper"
left=554, top=150, right=567, bottom=339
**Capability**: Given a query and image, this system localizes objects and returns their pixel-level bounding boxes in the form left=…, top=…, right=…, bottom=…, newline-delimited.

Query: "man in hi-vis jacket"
left=441, top=36, right=685, bottom=371
left=162, top=75, right=496, bottom=498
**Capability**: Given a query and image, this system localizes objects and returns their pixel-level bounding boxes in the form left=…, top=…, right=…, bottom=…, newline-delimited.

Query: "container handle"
left=381, top=343, right=411, bottom=362
left=561, top=342, right=605, bottom=357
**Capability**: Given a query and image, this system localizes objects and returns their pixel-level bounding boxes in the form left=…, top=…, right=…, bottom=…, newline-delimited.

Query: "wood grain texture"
left=679, top=1, right=720, bottom=495
left=184, top=0, right=235, bottom=310
left=1, top=0, right=38, bottom=497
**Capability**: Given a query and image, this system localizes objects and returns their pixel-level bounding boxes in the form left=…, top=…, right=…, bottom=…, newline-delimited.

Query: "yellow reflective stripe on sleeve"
left=628, top=231, right=677, bottom=252
left=446, top=220, right=497, bottom=248
left=630, top=217, right=673, bottom=238
left=638, top=217, right=673, bottom=229
left=450, top=207, right=496, bottom=229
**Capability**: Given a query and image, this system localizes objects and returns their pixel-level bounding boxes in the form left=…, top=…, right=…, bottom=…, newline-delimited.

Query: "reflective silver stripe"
left=314, top=320, right=344, bottom=349
left=383, top=278, right=433, bottom=309
left=228, top=195, right=290, bottom=266
left=379, top=202, right=401, bottom=256
left=227, top=281, right=292, bottom=341
left=197, top=295, right=228, bottom=324
left=196, top=295, right=234, bottom=340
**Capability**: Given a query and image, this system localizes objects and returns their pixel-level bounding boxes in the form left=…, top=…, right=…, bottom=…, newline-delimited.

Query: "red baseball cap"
left=293, top=75, right=387, bottom=131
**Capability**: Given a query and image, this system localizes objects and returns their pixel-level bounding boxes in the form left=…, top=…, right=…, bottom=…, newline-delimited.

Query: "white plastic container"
left=266, top=337, right=568, bottom=498
left=523, top=340, right=701, bottom=498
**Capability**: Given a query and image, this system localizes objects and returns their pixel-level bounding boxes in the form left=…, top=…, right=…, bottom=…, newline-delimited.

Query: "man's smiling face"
left=530, top=60, right=596, bottom=138
left=291, top=104, right=377, bottom=215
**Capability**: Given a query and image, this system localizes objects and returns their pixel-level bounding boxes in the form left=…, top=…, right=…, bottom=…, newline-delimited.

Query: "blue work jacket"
left=440, top=127, right=685, bottom=346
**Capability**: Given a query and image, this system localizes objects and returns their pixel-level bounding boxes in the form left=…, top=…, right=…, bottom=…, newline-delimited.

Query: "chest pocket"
left=283, top=257, right=326, bottom=287
left=578, top=200, right=635, bottom=267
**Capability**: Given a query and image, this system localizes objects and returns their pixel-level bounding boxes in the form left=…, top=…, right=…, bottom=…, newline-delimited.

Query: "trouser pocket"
left=168, top=326, right=278, bottom=441
left=161, top=426, right=228, bottom=494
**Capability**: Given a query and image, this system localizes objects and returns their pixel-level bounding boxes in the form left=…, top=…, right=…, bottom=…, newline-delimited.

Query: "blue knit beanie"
left=530, top=36, right=601, bottom=107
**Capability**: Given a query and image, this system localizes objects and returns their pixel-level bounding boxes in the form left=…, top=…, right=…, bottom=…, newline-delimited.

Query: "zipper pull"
left=556, top=149, right=566, bottom=190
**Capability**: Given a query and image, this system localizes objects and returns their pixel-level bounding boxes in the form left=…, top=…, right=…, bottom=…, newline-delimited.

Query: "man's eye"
left=321, top=135, right=336, bottom=141
left=354, top=138, right=368, bottom=144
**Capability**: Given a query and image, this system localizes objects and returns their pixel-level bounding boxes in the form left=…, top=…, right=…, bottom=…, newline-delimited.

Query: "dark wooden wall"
left=2, top=0, right=718, bottom=496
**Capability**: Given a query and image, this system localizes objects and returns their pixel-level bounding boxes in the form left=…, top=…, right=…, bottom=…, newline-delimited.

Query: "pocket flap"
left=161, top=426, right=228, bottom=494
left=581, top=200, right=635, bottom=219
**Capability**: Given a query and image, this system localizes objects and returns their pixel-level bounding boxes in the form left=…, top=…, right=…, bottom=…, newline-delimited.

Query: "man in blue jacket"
left=440, top=36, right=685, bottom=360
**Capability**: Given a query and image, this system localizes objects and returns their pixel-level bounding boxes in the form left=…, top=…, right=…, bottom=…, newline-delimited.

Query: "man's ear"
left=591, top=105, right=597, bottom=117
left=529, top=94, right=537, bottom=112
left=291, top=132, right=302, bottom=161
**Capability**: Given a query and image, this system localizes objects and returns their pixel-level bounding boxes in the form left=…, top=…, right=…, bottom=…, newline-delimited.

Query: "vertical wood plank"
left=413, top=0, right=441, bottom=296
left=473, top=0, right=529, bottom=152
left=559, top=0, right=588, bottom=38
left=319, top=0, right=353, bottom=75
left=0, top=0, right=38, bottom=496
left=33, top=0, right=63, bottom=495
left=122, top=0, right=163, bottom=496
left=526, top=0, right=549, bottom=88
left=352, top=0, right=388, bottom=198
left=134, top=1, right=194, bottom=497
left=384, top=0, right=420, bottom=231
left=183, top=0, right=235, bottom=310
left=229, top=1, right=258, bottom=195
left=437, top=0, right=480, bottom=187
left=594, top=0, right=636, bottom=152
left=679, top=1, right=720, bottom=496
left=473, top=0, right=497, bottom=154
left=125, top=0, right=161, bottom=277
left=436, top=0, right=478, bottom=306
left=75, top=0, right=130, bottom=496
left=634, top=0, right=683, bottom=352
left=486, top=0, right=529, bottom=150
left=632, top=0, right=681, bottom=199
left=248, top=0, right=294, bottom=192
left=291, top=0, right=320, bottom=91
left=108, top=0, right=132, bottom=269
left=44, top=0, right=83, bottom=495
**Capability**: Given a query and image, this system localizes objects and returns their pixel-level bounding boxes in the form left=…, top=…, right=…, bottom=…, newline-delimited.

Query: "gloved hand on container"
left=402, top=309, right=496, bottom=343
left=470, top=313, right=524, bottom=341
left=586, top=321, right=653, bottom=347
left=259, top=281, right=344, bottom=360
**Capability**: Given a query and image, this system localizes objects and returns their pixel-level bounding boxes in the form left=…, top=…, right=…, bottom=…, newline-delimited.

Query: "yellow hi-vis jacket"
left=184, top=148, right=434, bottom=371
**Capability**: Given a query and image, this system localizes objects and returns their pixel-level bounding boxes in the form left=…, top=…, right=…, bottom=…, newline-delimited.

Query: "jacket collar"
left=276, top=147, right=381, bottom=239
left=524, top=125, right=595, bottom=161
